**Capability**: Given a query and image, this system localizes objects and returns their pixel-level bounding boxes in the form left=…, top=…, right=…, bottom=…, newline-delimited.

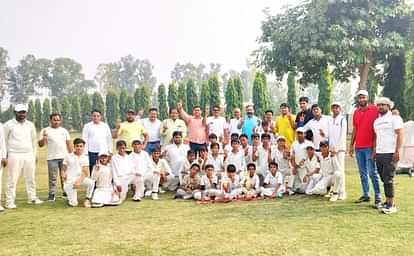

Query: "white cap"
left=276, top=135, right=286, bottom=141
left=356, top=90, right=369, bottom=96
left=296, top=127, right=306, bottom=133
left=98, top=149, right=110, bottom=156
left=331, top=101, right=342, bottom=108
left=306, top=143, right=316, bottom=150
left=375, top=97, right=394, bottom=109
left=14, top=104, right=28, bottom=112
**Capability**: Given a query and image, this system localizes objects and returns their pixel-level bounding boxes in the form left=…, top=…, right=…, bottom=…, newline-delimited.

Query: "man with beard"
left=113, top=109, right=148, bottom=154
left=349, top=90, right=381, bottom=208
left=239, top=104, right=259, bottom=145
left=160, top=108, right=187, bottom=149
left=373, top=97, right=403, bottom=214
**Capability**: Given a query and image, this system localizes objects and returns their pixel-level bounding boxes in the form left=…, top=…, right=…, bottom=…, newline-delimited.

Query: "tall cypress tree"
left=167, top=82, right=178, bottom=109
left=42, top=98, right=51, bottom=128
left=60, top=96, right=71, bottom=129
left=71, top=96, right=82, bottom=131
left=317, top=68, right=333, bottom=115
left=105, top=89, right=118, bottom=129
left=287, top=72, right=297, bottom=113
left=233, top=76, right=243, bottom=110
left=34, top=99, right=42, bottom=129
left=177, top=82, right=187, bottom=112
left=158, top=84, right=168, bottom=120
left=92, top=92, right=105, bottom=119
left=135, top=85, right=151, bottom=116
left=199, top=80, right=210, bottom=113
left=252, top=72, right=269, bottom=119
left=225, top=78, right=238, bottom=118
left=186, top=79, right=199, bottom=113
left=119, top=89, right=129, bottom=121
left=208, top=75, right=220, bottom=115
left=80, top=93, right=92, bottom=126
left=27, top=100, right=35, bottom=122
left=51, top=97, right=60, bottom=113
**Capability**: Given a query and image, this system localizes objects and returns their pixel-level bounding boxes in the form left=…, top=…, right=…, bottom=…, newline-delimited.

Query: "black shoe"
left=174, top=194, right=183, bottom=200
left=372, top=201, right=387, bottom=209
left=355, top=196, right=370, bottom=203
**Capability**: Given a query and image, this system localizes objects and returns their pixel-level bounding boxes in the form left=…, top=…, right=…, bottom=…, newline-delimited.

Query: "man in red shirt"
left=349, top=90, right=381, bottom=208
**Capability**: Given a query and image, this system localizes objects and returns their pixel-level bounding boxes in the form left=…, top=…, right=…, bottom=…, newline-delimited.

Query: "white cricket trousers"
left=64, top=177, right=95, bottom=206
left=310, top=172, right=342, bottom=195
left=119, top=174, right=143, bottom=200
left=337, top=151, right=346, bottom=196
left=6, top=153, right=37, bottom=205
left=0, top=167, right=3, bottom=205
left=144, top=172, right=173, bottom=193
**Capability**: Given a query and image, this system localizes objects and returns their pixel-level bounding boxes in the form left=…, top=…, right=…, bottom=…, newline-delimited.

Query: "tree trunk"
left=358, top=54, right=375, bottom=90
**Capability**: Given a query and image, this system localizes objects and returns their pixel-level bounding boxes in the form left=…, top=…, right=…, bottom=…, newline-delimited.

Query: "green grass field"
left=1, top=144, right=414, bottom=256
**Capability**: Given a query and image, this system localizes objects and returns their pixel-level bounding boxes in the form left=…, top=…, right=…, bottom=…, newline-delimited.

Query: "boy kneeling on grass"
left=241, top=163, right=260, bottom=200
left=90, top=150, right=121, bottom=207
left=61, top=138, right=94, bottom=208
left=260, top=161, right=285, bottom=199
left=175, top=163, right=202, bottom=200
left=308, top=141, right=342, bottom=202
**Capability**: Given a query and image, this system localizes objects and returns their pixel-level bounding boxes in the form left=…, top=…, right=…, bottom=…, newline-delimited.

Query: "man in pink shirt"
left=349, top=90, right=381, bottom=207
left=177, top=102, right=208, bottom=156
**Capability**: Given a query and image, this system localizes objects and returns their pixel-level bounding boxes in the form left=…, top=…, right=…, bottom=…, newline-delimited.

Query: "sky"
left=0, top=0, right=303, bottom=84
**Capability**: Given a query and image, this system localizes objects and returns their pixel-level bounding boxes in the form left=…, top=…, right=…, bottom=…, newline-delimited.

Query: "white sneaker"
left=144, top=190, right=152, bottom=197
left=324, top=192, right=332, bottom=198
left=338, top=194, right=347, bottom=200
left=159, top=188, right=166, bottom=194
left=152, top=193, right=159, bottom=200
left=382, top=205, right=398, bottom=214
left=133, top=195, right=141, bottom=202
left=288, top=190, right=295, bottom=196
left=0, top=205, right=5, bottom=212
left=28, top=198, right=44, bottom=205
left=6, top=203, right=17, bottom=209
left=329, top=194, right=339, bottom=202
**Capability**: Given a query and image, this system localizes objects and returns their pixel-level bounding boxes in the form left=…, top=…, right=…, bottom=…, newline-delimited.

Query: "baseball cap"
left=356, top=90, right=369, bottom=96
left=296, top=127, right=306, bottom=133
left=14, top=104, right=28, bottom=112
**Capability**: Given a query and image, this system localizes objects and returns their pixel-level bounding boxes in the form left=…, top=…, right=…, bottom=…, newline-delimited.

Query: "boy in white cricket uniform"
left=175, top=163, right=202, bottom=200
left=241, top=163, right=260, bottom=199
left=308, top=141, right=342, bottom=201
left=199, top=164, right=220, bottom=200
left=218, top=164, right=242, bottom=200
left=206, top=142, right=225, bottom=180
left=91, top=150, right=120, bottom=207
left=260, top=161, right=285, bottom=198
left=271, top=136, right=291, bottom=179
left=290, top=127, right=312, bottom=194
left=224, top=139, right=246, bottom=174
left=256, top=133, right=274, bottom=184
left=111, top=140, right=138, bottom=202
left=130, top=139, right=153, bottom=201
left=178, top=150, right=197, bottom=184
left=303, top=144, right=322, bottom=195
left=62, top=138, right=94, bottom=207
left=146, top=147, right=173, bottom=200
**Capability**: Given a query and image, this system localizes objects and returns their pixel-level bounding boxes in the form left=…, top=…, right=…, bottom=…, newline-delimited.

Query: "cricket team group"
left=0, top=89, right=403, bottom=214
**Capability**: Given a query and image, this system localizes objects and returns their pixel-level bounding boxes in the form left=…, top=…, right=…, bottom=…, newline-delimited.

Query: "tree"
left=252, top=72, right=269, bottom=119
left=208, top=75, right=220, bottom=114
left=92, top=92, right=105, bottom=119
left=42, top=98, right=51, bottom=128
left=27, top=100, right=35, bottom=122
left=199, top=80, right=210, bottom=112
left=157, top=84, right=168, bottom=120
left=0, top=47, right=9, bottom=102
left=50, top=57, right=86, bottom=97
left=186, top=79, right=199, bottom=112
left=317, top=69, right=333, bottom=115
left=3, top=104, right=14, bottom=122
left=135, top=86, right=151, bottom=116
left=70, top=96, right=82, bottom=131
left=8, top=55, right=38, bottom=103
left=225, top=78, right=238, bottom=118
left=34, top=99, right=42, bottom=129
left=233, top=76, right=243, bottom=110
left=105, top=90, right=118, bottom=129
left=287, top=72, right=297, bottom=113
left=80, top=93, right=92, bottom=126
left=177, top=82, right=187, bottom=112
left=119, top=89, right=129, bottom=121
left=167, top=82, right=178, bottom=109
left=60, top=97, right=71, bottom=129
left=51, top=98, right=60, bottom=113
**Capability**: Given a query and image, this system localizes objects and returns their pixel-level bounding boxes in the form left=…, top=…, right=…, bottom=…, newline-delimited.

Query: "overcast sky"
left=1, top=0, right=304, bottom=84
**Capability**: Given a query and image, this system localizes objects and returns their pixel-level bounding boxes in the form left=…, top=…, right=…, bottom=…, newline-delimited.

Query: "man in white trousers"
left=328, top=102, right=347, bottom=200
left=62, top=138, right=94, bottom=207
left=5, top=104, right=43, bottom=209
left=130, top=139, right=154, bottom=201
left=0, top=121, right=6, bottom=212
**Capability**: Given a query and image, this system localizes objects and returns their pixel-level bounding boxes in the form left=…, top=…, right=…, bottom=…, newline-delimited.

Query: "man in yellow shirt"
left=160, top=108, right=188, bottom=148
left=273, top=103, right=296, bottom=148
left=112, top=109, right=148, bottom=153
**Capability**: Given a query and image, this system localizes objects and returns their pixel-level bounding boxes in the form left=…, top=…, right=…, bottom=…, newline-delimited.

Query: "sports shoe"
left=0, top=205, right=5, bottom=212
left=6, top=203, right=17, bottom=209
left=373, top=199, right=383, bottom=209
left=382, top=205, right=398, bottom=214
left=355, top=196, right=370, bottom=203
left=159, top=188, right=166, bottom=194
left=48, top=195, right=56, bottom=202
left=152, top=193, right=159, bottom=200
left=338, top=194, right=347, bottom=200
left=329, top=193, right=339, bottom=202
left=28, top=198, right=44, bottom=205
left=133, top=195, right=142, bottom=202
left=288, top=190, right=295, bottom=196
left=92, top=203, right=104, bottom=208
left=144, top=190, right=152, bottom=197
left=324, top=192, right=333, bottom=198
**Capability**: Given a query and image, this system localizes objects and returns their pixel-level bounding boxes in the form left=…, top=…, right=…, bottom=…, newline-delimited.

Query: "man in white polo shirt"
left=141, top=108, right=162, bottom=154
left=328, top=102, right=347, bottom=200
left=373, top=97, right=403, bottom=214
left=228, top=108, right=242, bottom=136
left=4, top=104, right=43, bottom=209
left=207, top=105, right=227, bottom=142
left=38, top=112, right=72, bottom=202
left=304, top=104, right=331, bottom=152
left=82, top=109, right=112, bottom=174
